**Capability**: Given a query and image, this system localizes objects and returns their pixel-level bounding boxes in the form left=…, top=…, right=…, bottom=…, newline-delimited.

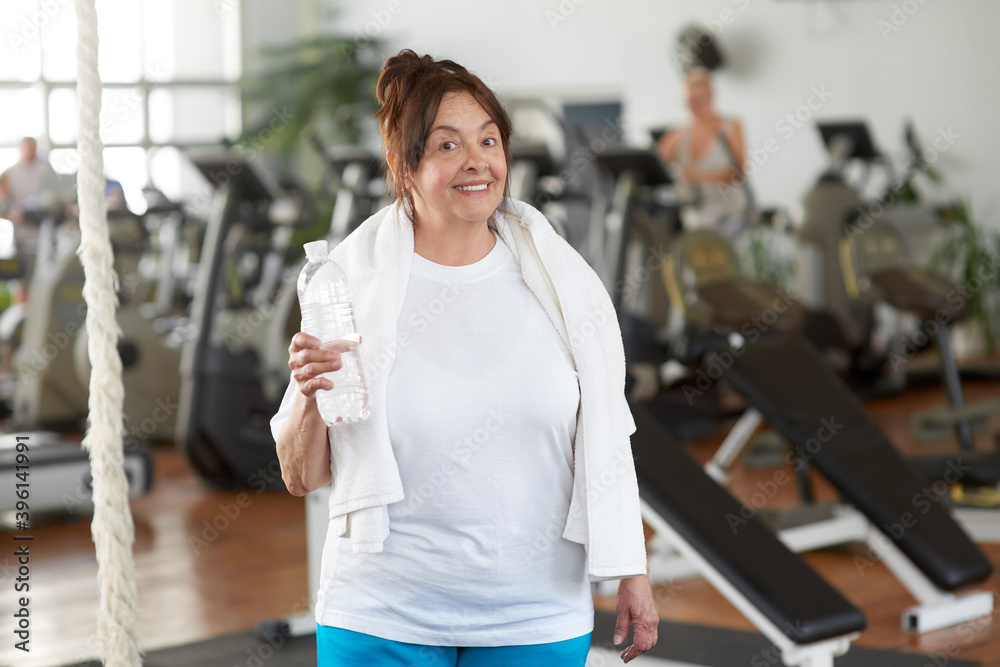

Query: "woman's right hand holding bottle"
left=288, top=332, right=360, bottom=399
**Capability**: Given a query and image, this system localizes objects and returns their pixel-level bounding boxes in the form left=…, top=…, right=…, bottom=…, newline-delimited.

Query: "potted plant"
left=239, top=33, right=384, bottom=158
left=882, top=119, right=943, bottom=205
left=930, top=200, right=1000, bottom=356
left=235, top=24, right=386, bottom=248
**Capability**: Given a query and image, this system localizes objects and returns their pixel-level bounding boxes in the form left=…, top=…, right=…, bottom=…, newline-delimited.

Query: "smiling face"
left=406, top=91, right=507, bottom=229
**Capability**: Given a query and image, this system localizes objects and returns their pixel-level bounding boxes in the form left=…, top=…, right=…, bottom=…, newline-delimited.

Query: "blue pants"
left=316, top=625, right=592, bottom=666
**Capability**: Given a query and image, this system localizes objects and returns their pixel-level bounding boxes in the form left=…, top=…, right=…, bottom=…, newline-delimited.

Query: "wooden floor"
left=2, top=376, right=1000, bottom=667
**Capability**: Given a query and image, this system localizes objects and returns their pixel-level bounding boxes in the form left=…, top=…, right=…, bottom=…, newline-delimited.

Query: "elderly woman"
left=656, top=68, right=749, bottom=235
left=272, top=50, right=657, bottom=666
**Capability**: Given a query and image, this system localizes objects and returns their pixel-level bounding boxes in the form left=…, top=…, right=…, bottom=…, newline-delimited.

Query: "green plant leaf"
left=238, top=33, right=384, bottom=156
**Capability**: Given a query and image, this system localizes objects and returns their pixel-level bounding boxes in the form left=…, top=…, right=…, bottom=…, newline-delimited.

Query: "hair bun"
left=376, top=49, right=468, bottom=107
left=376, top=50, right=428, bottom=106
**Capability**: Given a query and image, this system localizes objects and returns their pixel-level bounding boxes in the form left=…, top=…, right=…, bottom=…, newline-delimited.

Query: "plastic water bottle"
left=297, top=240, right=370, bottom=425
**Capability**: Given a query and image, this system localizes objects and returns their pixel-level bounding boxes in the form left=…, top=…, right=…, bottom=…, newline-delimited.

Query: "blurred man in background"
left=0, top=137, right=60, bottom=299
left=0, top=137, right=55, bottom=225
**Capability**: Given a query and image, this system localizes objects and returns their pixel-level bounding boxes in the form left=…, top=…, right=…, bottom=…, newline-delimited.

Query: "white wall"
left=242, top=0, right=313, bottom=77
left=283, top=0, right=998, bottom=227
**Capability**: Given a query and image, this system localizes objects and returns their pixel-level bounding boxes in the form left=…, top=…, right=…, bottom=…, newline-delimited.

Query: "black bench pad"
left=869, top=267, right=966, bottom=323
left=722, top=334, right=992, bottom=591
left=630, top=400, right=867, bottom=644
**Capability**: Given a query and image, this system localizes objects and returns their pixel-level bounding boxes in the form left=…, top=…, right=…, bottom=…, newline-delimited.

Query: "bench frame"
left=695, top=407, right=995, bottom=634
left=640, top=498, right=858, bottom=667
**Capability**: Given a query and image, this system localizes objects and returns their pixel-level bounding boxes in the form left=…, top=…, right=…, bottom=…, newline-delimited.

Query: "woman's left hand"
left=614, top=566, right=659, bottom=663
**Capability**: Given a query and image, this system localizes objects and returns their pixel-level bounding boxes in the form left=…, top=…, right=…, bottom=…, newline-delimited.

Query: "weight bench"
left=845, top=217, right=1000, bottom=488
left=714, top=333, right=994, bottom=633
left=630, top=399, right=866, bottom=666
left=657, top=229, right=994, bottom=633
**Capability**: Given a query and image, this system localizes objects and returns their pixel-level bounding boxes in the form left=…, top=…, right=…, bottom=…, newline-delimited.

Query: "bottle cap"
left=304, top=240, right=329, bottom=261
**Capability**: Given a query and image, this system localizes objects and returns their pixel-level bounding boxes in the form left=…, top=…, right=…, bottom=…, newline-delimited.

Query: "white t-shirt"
left=271, top=234, right=592, bottom=646
left=2, top=159, right=53, bottom=211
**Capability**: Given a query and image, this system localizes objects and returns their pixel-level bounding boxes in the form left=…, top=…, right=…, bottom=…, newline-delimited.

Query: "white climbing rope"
left=74, top=0, right=142, bottom=664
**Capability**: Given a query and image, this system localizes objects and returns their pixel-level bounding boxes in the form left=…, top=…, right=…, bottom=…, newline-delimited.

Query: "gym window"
left=1, top=0, right=243, bottom=213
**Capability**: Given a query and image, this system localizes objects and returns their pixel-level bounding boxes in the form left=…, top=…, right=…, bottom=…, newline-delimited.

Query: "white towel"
left=325, top=198, right=647, bottom=581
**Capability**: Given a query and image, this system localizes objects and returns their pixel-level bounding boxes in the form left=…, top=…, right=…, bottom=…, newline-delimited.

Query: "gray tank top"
left=679, top=119, right=735, bottom=173
left=677, top=119, right=748, bottom=230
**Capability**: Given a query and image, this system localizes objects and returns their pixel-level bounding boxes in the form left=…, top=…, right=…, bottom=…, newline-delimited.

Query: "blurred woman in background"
left=657, top=68, right=750, bottom=236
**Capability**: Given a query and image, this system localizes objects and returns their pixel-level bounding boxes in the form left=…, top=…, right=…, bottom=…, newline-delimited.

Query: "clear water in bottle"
left=297, top=240, right=370, bottom=425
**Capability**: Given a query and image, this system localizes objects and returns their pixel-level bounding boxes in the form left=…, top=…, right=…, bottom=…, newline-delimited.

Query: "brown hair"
left=374, top=50, right=513, bottom=229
